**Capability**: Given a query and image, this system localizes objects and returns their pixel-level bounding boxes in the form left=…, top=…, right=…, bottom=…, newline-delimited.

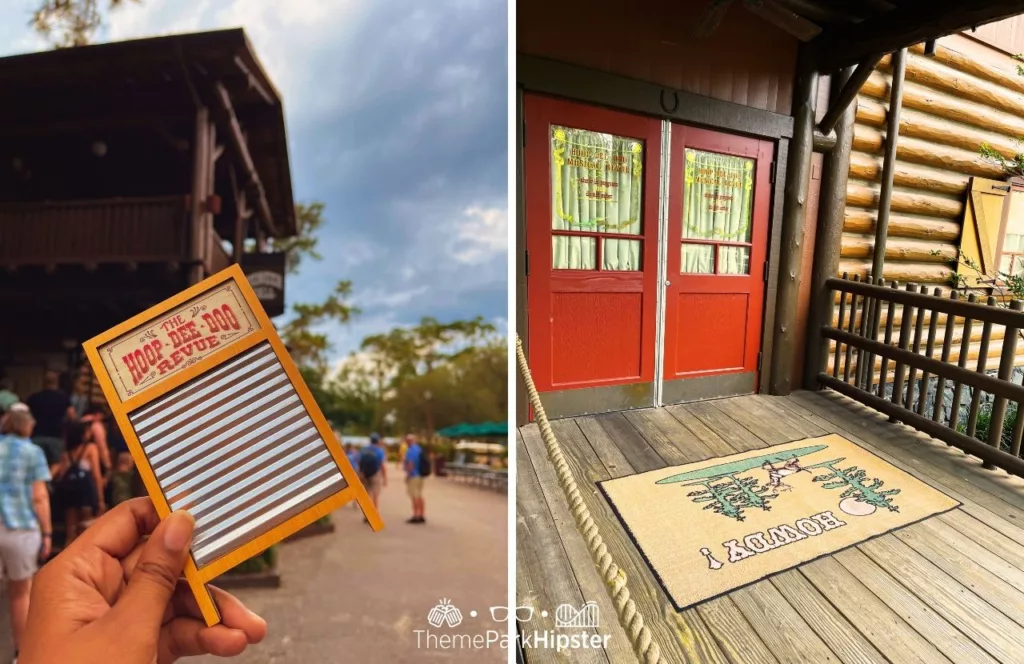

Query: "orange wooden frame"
left=82, top=264, right=383, bottom=626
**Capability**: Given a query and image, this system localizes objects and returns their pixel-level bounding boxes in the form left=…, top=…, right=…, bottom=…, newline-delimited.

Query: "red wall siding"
left=518, top=0, right=798, bottom=115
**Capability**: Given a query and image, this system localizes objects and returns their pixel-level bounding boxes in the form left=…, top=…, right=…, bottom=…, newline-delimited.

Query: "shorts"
left=406, top=476, right=424, bottom=498
left=0, top=524, right=40, bottom=581
left=367, top=473, right=384, bottom=501
left=32, top=437, right=63, bottom=468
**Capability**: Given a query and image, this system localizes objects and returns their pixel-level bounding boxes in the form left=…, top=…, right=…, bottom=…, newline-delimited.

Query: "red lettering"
left=222, top=305, right=240, bottom=330
left=121, top=352, right=144, bottom=385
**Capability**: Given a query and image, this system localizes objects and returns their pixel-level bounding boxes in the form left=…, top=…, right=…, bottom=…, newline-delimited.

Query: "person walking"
left=358, top=433, right=387, bottom=519
left=25, top=370, right=75, bottom=472
left=403, top=434, right=429, bottom=524
left=0, top=378, right=19, bottom=414
left=0, top=410, right=52, bottom=664
left=53, top=422, right=103, bottom=544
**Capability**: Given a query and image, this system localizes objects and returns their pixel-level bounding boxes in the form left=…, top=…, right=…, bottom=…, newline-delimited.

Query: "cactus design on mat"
left=657, top=444, right=828, bottom=522
left=806, top=458, right=901, bottom=514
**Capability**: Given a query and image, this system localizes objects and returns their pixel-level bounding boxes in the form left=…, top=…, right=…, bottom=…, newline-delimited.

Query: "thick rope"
left=516, top=335, right=665, bottom=664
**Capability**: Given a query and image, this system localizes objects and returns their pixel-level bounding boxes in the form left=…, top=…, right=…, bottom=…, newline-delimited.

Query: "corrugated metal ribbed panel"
left=128, top=341, right=346, bottom=568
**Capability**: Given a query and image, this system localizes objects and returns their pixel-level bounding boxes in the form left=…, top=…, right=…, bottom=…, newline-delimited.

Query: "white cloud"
left=448, top=206, right=508, bottom=264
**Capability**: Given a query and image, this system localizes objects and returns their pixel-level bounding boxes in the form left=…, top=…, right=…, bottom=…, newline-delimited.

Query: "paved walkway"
left=2, top=464, right=509, bottom=662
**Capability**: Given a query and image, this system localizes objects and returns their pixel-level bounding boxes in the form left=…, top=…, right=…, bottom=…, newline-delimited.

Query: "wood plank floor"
left=516, top=390, right=1024, bottom=664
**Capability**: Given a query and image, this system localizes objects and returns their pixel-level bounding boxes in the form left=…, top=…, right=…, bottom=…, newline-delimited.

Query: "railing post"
left=877, top=281, right=899, bottom=398
left=987, top=299, right=1022, bottom=469
left=833, top=273, right=849, bottom=379
left=843, top=274, right=861, bottom=383
left=948, top=293, right=977, bottom=434
left=932, top=291, right=959, bottom=423
left=855, top=274, right=874, bottom=390
left=917, top=288, right=942, bottom=417
left=905, top=290, right=929, bottom=413
left=966, top=296, right=998, bottom=439
left=890, top=283, right=919, bottom=420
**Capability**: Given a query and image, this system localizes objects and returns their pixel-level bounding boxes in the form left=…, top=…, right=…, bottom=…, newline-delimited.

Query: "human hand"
left=20, top=498, right=266, bottom=664
left=39, top=534, right=51, bottom=561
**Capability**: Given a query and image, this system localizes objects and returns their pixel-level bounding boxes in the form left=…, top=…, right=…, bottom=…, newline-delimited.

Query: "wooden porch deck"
left=517, top=390, right=1024, bottom=663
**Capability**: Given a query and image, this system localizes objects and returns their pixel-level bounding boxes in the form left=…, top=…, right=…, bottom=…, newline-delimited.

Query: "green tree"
left=281, top=280, right=359, bottom=373
left=272, top=201, right=325, bottom=275
left=32, top=0, right=138, bottom=48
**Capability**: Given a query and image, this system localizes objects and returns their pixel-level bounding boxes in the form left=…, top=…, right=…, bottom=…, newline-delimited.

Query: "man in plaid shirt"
left=0, top=409, right=52, bottom=663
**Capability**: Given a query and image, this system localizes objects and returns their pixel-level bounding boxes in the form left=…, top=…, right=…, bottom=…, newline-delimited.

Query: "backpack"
left=418, top=451, right=432, bottom=478
left=359, top=446, right=381, bottom=479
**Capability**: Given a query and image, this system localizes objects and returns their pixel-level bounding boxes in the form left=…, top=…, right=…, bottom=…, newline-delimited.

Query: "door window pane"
left=552, top=235, right=595, bottom=270
left=682, top=149, right=754, bottom=242
left=551, top=126, right=643, bottom=236
left=603, top=239, right=642, bottom=271
left=718, top=246, right=751, bottom=275
left=681, top=243, right=714, bottom=274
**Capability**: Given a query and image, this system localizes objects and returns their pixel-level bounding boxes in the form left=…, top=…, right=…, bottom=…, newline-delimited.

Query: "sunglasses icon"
left=490, top=606, right=534, bottom=622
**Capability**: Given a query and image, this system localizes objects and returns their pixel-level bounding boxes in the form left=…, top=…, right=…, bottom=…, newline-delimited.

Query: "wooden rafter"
left=693, top=0, right=736, bottom=37
left=743, top=0, right=822, bottom=40
left=212, top=80, right=278, bottom=238
left=815, top=0, right=1024, bottom=72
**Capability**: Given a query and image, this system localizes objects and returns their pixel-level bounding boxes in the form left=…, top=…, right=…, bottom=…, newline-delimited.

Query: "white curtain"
left=550, top=126, right=642, bottom=270
left=681, top=149, right=754, bottom=274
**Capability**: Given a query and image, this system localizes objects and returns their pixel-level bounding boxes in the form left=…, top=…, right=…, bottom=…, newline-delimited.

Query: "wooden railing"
left=0, top=196, right=189, bottom=265
left=820, top=274, right=1024, bottom=478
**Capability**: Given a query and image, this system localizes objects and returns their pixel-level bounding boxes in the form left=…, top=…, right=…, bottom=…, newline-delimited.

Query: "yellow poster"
left=99, top=281, right=258, bottom=401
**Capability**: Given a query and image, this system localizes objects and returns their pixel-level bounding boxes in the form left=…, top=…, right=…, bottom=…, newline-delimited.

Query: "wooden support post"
left=229, top=165, right=250, bottom=264
left=807, top=66, right=859, bottom=387
left=212, top=81, right=277, bottom=239
left=871, top=48, right=907, bottom=282
left=189, top=106, right=211, bottom=285
left=817, top=54, right=883, bottom=135
left=770, top=46, right=818, bottom=395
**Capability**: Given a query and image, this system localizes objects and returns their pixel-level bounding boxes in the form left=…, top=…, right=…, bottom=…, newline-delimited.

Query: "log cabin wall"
left=831, top=30, right=1024, bottom=377
left=517, top=0, right=798, bottom=115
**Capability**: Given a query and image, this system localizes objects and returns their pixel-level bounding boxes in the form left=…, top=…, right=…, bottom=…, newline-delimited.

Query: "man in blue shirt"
left=403, top=434, right=426, bottom=524
left=0, top=409, right=52, bottom=661
left=360, top=433, right=388, bottom=518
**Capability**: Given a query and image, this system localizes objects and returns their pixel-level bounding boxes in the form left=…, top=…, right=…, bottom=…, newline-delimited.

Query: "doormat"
left=597, top=434, right=960, bottom=611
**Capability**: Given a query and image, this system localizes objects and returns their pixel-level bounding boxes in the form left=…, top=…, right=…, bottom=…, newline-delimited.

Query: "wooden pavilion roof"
left=0, top=28, right=295, bottom=237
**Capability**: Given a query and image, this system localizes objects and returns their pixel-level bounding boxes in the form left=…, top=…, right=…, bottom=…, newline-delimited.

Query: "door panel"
left=524, top=94, right=661, bottom=408
left=663, top=126, right=773, bottom=400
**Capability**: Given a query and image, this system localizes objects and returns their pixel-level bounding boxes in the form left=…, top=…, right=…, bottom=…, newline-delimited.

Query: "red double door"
left=524, top=95, right=773, bottom=416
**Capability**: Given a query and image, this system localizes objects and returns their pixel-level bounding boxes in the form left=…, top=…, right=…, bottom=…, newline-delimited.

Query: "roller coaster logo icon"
left=555, top=601, right=599, bottom=629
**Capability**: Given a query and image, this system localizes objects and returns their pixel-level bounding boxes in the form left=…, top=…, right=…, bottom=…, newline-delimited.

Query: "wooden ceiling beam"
left=815, top=0, right=1024, bottom=72
left=212, top=80, right=278, bottom=238
left=743, top=0, right=823, bottom=40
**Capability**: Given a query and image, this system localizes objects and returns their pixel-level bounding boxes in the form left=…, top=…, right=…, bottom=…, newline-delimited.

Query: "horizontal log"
left=909, top=42, right=1024, bottom=97
left=828, top=315, right=1010, bottom=351
left=852, top=127, right=1006, bottom=179
left=849, top=151, right=970, bottom=196
left=840, top=236, right=957, bottom=262
left=832, top=339, right=1024, bottom=376
left=819, top=374, right=1024, bottom=477
left=855, top=99, right=1022, bottom=161
left=881, top=52, right=1024, bottom=125
left=843, top=208, right=960, bottom=241
left=824, top=326, right=1024, bottom=401
left=837, top=259, right=953, bottom=284
left=861, top=71, right=1024, bottom=139
left=846, top=182, right=964, bottom=219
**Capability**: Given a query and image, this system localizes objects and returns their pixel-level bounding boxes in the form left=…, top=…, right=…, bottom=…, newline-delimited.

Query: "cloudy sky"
left=0, top=0, right=508, bottom=367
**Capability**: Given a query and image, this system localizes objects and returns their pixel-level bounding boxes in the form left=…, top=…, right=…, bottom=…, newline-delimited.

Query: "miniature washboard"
left=83, top=265, right=383, bottom=626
